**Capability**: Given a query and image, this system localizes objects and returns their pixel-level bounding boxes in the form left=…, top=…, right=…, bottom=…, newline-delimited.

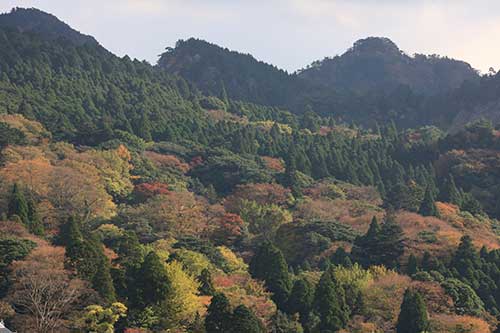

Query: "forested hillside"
left=0, top=7, right=499, bottom=333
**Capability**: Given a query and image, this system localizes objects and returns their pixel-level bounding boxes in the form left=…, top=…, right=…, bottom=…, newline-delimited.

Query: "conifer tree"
left=27, top=199, right=44, bottom=236
left=352, top=216, right=381, bottom=267
left=249, top=241, right=292, bottom=309
left=8, top=183, right=29, bottom=225
left=205, top=293, right=232, bottom=333
left=396, top=289, right=429, bottom=333
left=314, top=268, right=350, bottom=332
left=377, top=214, right=405, bottom=269
left=407, top=254, right=418, bottom=276
left=134, top=251, right=170, bottom=308
left=198, top=268, right=216, bottom=296
left=231, top=305, right=264, bottom=333
left=92, top=256, right=116, bottom=303
left=286, top=278, right=314, bottom=324
left=419, top=185, right=439, bottom=217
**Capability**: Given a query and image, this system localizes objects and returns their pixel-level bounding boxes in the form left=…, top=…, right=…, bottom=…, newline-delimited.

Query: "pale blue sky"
left=1, top=0, right=499, bottom=73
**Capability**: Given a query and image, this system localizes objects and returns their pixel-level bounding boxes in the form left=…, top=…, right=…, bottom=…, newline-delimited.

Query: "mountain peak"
left=0, top=7, right=98, bottom=46
left=349, top=37, right=401, bottom=56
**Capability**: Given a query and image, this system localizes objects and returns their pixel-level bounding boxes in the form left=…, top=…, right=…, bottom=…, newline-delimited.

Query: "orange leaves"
left=260, top=156, right=285, bottom=173
left=120, top=191, right=208, bottom=239
left=0, top=114, right=51, bottom=145
left=144, top=151, right=190, bottom=173
left=430, top=314, right=492, bottom=333
left=133, top=182, right=170, bottom=202
left=211, top=213, right=245, bottom=246
left=224, top=183, right=292, bottom=213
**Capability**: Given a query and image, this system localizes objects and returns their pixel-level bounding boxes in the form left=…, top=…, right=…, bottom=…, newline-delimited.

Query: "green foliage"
left=271, top=311, right=304, bottom=333
left=249, top=241, right=292, bottom=309
left=79, top=303, right=127, bottom=333
left=7, top=183, right=29, bottom=226
left=231, top=304, right=265, bottom=333
left=198, top=268, right=216, bottom=296
left=285, top=278, right=314, bottom=324
left=131, top=251, right=170, bottom=308
left=205, top=293, right=233, bottom=333
left=352, top=215, right=405, bottom=269
left=314, top=267, right=350, bottom=332
left=419, top=185, right=439, bottom=217
left=396, top=289, right=429, bottom=333
left=441, top=278, right=485, bottom=316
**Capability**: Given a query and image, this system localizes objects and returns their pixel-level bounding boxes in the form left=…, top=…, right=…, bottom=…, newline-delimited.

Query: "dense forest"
left=0, top=7, right=499, bottom=333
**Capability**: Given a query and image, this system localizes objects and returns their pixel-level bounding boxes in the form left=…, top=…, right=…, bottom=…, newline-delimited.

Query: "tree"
left=27, top=199, right=44, bottom=236
left=419, top=186, right=439, bottom=217
left=133, top=251, right=170, bottom=308
left=314, top=268, right=350, bottom=332
left=7, top=183, right=29, bottom=225
left=8, top=246, right=86, bottom=333
left=285, top=278, right=314, bottom=325
left=441, top=175, right=462, bottom=205
left=198, top=268, right=216, bottom=296
left=160, top=260, right=201, bottom=327
left=271, top=311, right=303, bottom=333
left=396, top=289, right=429, bottom=333
left=79, top=302, right=127, bottom=333
left=92, top=257, right=116, bottom=303
left=377, top=214, right=405, bottom=269
left=205, top=293, right=233, bottom=333
left=352, top=216, right=381, bottom=267
left=249, top=242, right=292, bottom=309
left=231, top=305, right=265, bottom=333
left=407, top=254, right=418, bottom=276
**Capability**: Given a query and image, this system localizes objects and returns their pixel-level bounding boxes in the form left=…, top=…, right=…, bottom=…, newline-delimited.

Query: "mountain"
left=298, top=37, right=479, bottom=95
left=158, top=38, right=302, bottom=106
left=158, top=37, right=483, bottom=129
left=0, top=8, right=499, bottom=333
left=0, top=7, right=98, bottom=46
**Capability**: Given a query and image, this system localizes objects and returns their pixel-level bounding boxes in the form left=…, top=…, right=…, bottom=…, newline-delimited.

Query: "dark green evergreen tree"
left=27, top=199, right=44, bottom=236
left=419, top=185, right=439, bottom=217
left=313, top=268, right=350, bottom=332
left=133, top=251, right=170, bottom=308
left=396, top=289, right=429, bottom=333
left=285, top=278, right=314, bottom=324
left=205, top=293, right=233, bottom=333
left=92, top=256, right=116, bottom=303
left=249, top=241, right=292, bottom=309
left=198, top=268, right=216, bottom=296
left=407, top=254, right=418, bottom=276
left=231, top=305, right=264, bottom=333
left=7, top=183, right=29, bottom=225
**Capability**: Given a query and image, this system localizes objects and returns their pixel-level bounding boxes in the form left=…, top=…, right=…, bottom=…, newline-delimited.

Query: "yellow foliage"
left=0, top=113, right=51, bottom=145
left=217, top=246, right=248, bottom=273
left=162, top=261, right=202, bottom=326
left=171, top=248, right=212, bottom=277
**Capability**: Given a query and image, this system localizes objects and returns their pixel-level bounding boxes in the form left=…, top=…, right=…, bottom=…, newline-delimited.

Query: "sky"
left=1, top=0, right=499, bottom=73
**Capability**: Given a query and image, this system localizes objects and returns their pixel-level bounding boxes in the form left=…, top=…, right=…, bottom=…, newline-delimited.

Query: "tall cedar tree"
left=407, top=254, right=418, bottom=276
left=60, top=216, right=116, bottom=302
left=27, top=199, right=44, bottom=236
left=198, top=268, right=216, bottom=296
left=419, top=185, right=439, bottom=217
left=314, top=267, right=350, bottom=332
left=352, top=216, right=381, bottom=267
left=377, top=214, right=405, bottom=269
left=249, top=241, right=292, bottom=309
left=396, top=289, right=429, bottom=333
left=285, top=278, right=314, bottom=325
left=8, top=183, right=29, bottom=226
left=231, top=305, right=265, bottom=333
left=205, top=293, right=233, bottom=333
left=132, top=251, right=170, bottom=308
